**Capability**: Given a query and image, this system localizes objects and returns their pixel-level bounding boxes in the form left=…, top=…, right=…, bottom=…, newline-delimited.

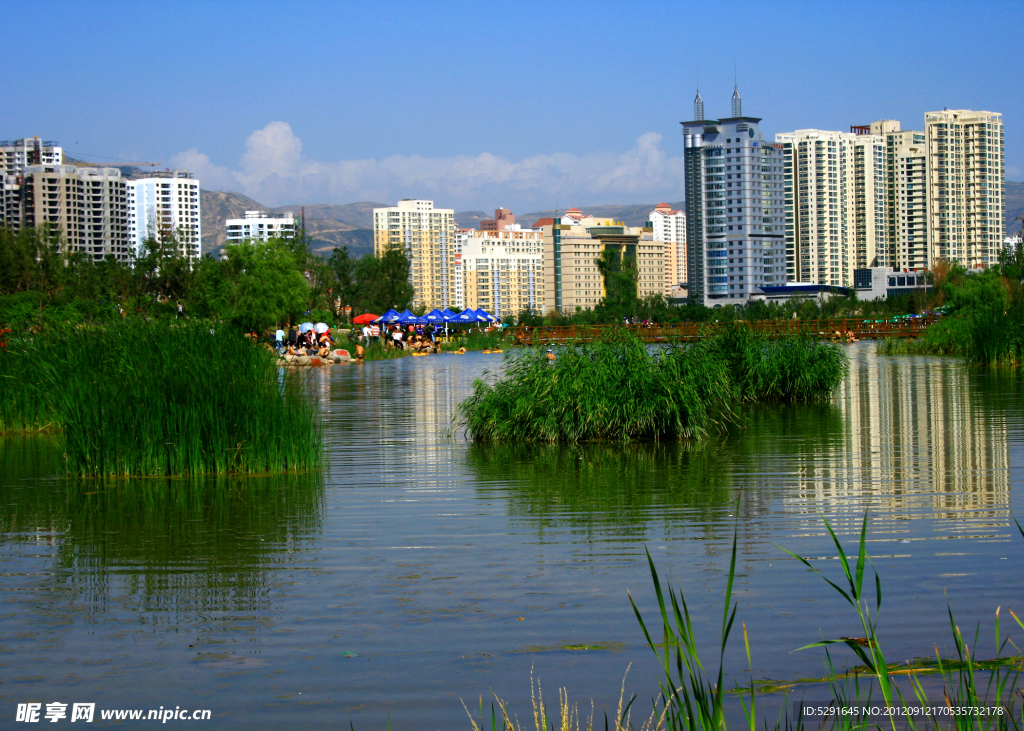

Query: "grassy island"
left=0, top=321, right=321, bottom=477
left=456, top=329, right=847, bottom=443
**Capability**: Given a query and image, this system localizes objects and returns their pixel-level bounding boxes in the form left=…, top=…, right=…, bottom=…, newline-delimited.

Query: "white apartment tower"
left=459, top=228, right=544, bottom=319
left=681, top=87, right=787, bottom=305
left=649, top=202, right=687, bottom=293
left=776, top=129, right=887, bottom=286
left=127, top=171, right=201, bottom=260
left=924, top=110, right=1004, bottom=269
left=225, top=211, right=296, bottom=243
left=373, top=199, right=458, bottom=310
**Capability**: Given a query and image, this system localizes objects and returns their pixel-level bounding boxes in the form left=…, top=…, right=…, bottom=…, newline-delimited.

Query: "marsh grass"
left=2, top=321, right=321, bottom=477
left=456, top=329, right=847, bottom=443
left=0, top=343, right=60, bottom=433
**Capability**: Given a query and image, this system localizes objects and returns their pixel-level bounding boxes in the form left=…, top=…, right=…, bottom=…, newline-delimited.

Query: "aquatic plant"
left=456, top=330, right=847, bottom=443
left=467, top=510, right=1024, bottom=731
left=0, top=343, right=60, bottom=433
left=2, top=321, right=321, bottom=476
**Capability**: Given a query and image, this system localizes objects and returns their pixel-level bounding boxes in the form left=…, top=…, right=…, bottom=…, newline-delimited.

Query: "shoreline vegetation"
left=463, top=508, right=1024, bottom=731
left=0, top=321, right=321, bottom=477
left=456, top=329, right=848, bottom=443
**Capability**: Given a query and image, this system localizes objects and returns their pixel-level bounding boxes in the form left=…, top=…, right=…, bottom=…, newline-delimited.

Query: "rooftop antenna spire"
left=694, top=66, right=704, bottom=121
left=731, top=64, right=742, bottom=118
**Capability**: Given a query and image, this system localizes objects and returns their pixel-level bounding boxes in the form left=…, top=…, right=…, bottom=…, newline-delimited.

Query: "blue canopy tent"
left=396, top=310, right=420, bottom=324
left=373, top=309, right=401, bottom=324
left=453, top=308, right=486, bottom=324
left=474, top=309, right=496, bottom=322
left=441, top=308, right=458, bottom=319
left=422, top=309, right=448, bottom=324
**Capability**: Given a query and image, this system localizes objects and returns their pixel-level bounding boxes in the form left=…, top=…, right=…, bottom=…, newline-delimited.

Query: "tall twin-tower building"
left=682, top=84, right=1005, bottom=305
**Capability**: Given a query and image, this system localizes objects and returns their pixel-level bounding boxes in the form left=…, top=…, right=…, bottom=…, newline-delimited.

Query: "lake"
left=1, top=343, right=1021, bottom=728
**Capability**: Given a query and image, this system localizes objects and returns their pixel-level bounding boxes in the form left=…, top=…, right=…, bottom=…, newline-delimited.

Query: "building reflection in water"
left=785, top=348, right=1012, bottom=534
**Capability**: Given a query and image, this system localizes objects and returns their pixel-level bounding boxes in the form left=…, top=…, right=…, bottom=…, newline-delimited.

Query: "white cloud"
left=170, top=122, right=687, bottom=211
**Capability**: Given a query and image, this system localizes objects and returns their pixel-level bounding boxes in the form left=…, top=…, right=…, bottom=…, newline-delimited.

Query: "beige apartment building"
left=870, top=120, right=929, bottom=272
left=22, top=164, right=131, bottom=262
left=458, top=228, right=544, bottom=319
left=540, top=216, right=664, bottom=314
left=373, top=199, right=457, bottom=310
left=924, top=110, right=1004, bottom=269
left=776, top=129, right=887, bottom=286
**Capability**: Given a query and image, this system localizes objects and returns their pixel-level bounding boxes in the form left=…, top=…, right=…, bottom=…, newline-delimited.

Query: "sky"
left=5, top=0, right=1022, bottom=213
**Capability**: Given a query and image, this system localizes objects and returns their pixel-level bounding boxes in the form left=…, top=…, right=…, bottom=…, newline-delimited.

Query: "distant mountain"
left=1007, top=181, right=1023, bottom=235
left=200, top=193, right=386, bottom=258
left=454, top=211, right=488, bottom=229
left=519, top=202, right=685, bottom=228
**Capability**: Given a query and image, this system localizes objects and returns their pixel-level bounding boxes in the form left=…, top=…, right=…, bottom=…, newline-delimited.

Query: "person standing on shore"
left=370, top=323, right=380, bottom=344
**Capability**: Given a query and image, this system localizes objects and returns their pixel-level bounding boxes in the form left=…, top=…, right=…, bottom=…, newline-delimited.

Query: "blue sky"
left=5, top=0, right=1021, bottom=212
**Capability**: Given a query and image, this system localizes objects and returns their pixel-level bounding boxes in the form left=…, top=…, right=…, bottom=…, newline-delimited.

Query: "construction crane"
left=74, top=159, right=161, bottom=168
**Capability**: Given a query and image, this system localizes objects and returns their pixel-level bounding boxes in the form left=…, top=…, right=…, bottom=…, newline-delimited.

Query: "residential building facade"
left=648, top=202, right=687, bottom=294
left=21, top=164, right=131, bottom=261
left=225, top=211, right=296, bottom=243
left=775, top=129, right=887, bottom=286
left=682, top=88, right=786, bottom=305
left=540, top=216, right=664, bottom=314
left=1, top=137, right=63, bottom=231
left=127, top=170, right=201, bottom=259
left=458, top=227, right=544, bottom=319
left=870, top=121, right=929, bottom=272
left=924, top=109, right=1004, bottom=269
left=373, top=199, right=458, bottom=310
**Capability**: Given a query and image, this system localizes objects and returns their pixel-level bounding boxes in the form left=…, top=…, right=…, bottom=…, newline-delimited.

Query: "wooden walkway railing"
left=511, top=317, right=936, bottom=345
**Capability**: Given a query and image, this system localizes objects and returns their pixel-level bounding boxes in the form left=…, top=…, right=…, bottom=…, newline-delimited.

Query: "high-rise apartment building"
left=458, top=227, right=544, bottom=318
left=225, top=211, right=295, bottom=243
left=21, top=164, right=131, bottom=261
left=649, top=202, right=687, bottom=293
left=869, top=121, right=929, bottom=271
left=373, top=199, right=458, bottom=310
left=681, top=87, right=786, bottom=305
left=1, top=137, right=63, bottom=174
left=540, top=215, right=664, bottom=314
left=924, top=109, right=1004, bottom=269
left=776, top=129, right=887, bottom=286
left=1, top=137, right=63, bottom=231
left=127, top=170, right=201, bottom=259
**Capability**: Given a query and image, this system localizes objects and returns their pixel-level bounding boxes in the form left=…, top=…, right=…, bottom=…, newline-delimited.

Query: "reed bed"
left=0, top=343, right=60, bottom=433
left=2, top=321, right=321, bottom=477
left=456, top=329, right=847, bottom=443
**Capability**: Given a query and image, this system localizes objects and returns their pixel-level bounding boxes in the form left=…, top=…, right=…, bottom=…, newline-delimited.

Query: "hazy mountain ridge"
left=199, top=185, right=1024, bottom=258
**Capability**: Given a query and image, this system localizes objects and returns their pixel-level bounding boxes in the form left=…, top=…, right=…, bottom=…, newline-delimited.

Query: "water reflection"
left=787, top=349, right=1013, bottom=532
left=0, top=438, right=325, bottom=620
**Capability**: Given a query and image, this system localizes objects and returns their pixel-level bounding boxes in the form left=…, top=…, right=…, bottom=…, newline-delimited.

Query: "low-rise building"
left=853, top=266, right=930, bottom=301
left=225, top=211, right=296, bottom=243
left=480, top=208, right=515, bottom=231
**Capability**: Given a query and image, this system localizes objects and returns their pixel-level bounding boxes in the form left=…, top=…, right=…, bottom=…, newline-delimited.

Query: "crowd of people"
left=270, top=325, right=337, bottom=358
left=358, top=322, right=441, bottom=354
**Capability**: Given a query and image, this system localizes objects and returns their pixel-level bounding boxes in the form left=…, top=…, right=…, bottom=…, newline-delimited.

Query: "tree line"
left=0, top=226, right=415, bottom=330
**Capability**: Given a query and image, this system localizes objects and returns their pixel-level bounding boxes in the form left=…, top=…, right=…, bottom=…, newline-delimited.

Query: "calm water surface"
left=1, top=343, right=1022, bottom=728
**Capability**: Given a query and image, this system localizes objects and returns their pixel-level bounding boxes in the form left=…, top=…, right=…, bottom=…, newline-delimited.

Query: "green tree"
left=219, top=237, right=309, bottom=330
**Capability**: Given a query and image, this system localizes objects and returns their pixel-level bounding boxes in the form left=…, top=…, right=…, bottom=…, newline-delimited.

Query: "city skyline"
left=2, top=0, right=1020, bottom=212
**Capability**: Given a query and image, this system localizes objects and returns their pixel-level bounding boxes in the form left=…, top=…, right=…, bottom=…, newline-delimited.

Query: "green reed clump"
left=0, top=342, right=60, bottom=433
left=7, top=321, right=321, bottom=477
left=712, top=327, right=848, bottom=402
left=457, top=333, right=737, bottom=443
left=456, top=329, right=846, bottom=443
